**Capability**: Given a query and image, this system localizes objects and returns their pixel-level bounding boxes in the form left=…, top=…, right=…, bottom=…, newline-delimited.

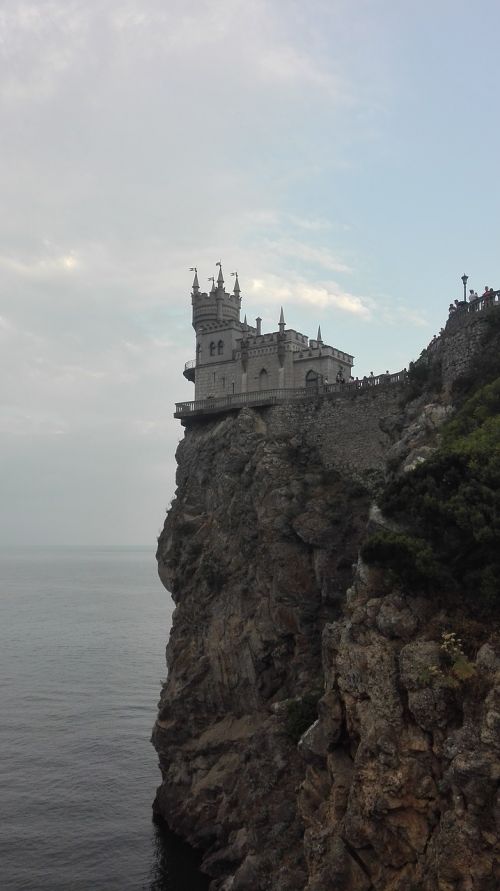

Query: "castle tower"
left=191, top=263, right=241, bottom=334
left=188, top=263, right=244, bottom=399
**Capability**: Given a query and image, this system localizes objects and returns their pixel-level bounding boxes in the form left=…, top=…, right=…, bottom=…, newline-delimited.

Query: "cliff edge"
left=153, top=308, right=500, bottom=890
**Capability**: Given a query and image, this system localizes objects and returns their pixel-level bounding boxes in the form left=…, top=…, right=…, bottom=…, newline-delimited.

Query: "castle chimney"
left=256, top=317, right=262, bottom=335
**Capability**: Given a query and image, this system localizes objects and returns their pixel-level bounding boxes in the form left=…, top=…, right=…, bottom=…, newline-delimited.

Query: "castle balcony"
left=183, top=359, right=196, bottom=382
left=174, top=373, right=408, bottom=422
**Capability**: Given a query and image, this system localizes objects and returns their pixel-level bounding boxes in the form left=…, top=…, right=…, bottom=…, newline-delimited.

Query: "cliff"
left=153, top=307, right=500, bottom=890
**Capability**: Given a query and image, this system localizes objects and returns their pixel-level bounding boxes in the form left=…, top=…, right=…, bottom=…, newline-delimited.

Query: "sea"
left=0, top=546, right=209, bottom=891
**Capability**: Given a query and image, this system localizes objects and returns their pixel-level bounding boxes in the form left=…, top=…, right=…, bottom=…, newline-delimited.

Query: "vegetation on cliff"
left=362, top=315, right=500, bottom=611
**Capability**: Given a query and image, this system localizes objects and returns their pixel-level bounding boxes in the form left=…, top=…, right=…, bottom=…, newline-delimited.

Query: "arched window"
left=217, top=340, right=224, bottom=355
left=259, top=368, right=268, bottom=391
left=196, top=343, right=202, bottom=360
left=305, top=369, right=319, bottom=390
left=209, top=341, right=216, bottom=356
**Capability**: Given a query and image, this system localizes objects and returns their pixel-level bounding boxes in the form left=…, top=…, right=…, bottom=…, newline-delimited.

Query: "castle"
left=183, top=263, right=354, bottom=401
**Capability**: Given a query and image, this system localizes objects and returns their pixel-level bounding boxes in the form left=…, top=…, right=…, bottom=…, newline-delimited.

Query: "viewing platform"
left=174, top=372, right=408, bottom=421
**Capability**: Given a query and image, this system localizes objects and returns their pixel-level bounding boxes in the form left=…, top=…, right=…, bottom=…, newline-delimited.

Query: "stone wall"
left=427, top=305, right=498, bottom=390
left=262, top=385, right=405, bottom=483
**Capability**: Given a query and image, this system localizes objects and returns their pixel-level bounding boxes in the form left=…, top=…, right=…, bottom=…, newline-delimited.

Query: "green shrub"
left=402, top=356, right=443, bottom=403
left=361, top=532, right=443, bottom=589
left=369, top=369, right=500, bottom=612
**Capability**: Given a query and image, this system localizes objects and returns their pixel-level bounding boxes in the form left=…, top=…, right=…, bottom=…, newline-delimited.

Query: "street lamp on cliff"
left=461, top=273, right=468, bottom=304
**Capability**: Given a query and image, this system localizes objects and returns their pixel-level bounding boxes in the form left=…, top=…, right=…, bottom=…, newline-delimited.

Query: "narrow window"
left=217, top=340, right=224, bottom=355
left=210, top=342, right=216, bottom=356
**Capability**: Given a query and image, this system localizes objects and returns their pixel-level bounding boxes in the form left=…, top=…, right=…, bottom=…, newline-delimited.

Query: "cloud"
left=296, top=284, right=372, bottom=316
left=0, top=0, right=423, bottom=544
left=289, top=215, right=333, bottom=231
left=0, top=405, right=69, bottom=436
left=257, top=44, right=350, bottom=101
left=380, top=303, right=430, bottom=328
left=0, top=249, right=80, bottom=279
left=248, top=274, right=372, bottom=319
left=265, top=237, right=352, bottom=273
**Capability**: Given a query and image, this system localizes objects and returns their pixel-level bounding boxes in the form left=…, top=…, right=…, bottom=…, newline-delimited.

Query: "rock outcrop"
left=153, top=405, right=372, bottom=889
left=153, top=311, right=500, bottom=889
left=300, top=562, right=500, bottom=891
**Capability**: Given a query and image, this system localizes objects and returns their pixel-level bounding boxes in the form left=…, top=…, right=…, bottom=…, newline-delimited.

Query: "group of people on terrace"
left=326, top=370, right=397, bottom=389
left=449, top=284, right=499, bottom=316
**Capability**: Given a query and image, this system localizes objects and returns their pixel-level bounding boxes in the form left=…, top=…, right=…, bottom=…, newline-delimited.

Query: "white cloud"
left=0, top=249, right=80, bottom=279
left=0, top=405, right=69, bottom=436
left=289, top=215, right=333, bottom=231
left=257, top=44, right=349, bottom=101
left=265, top=237, right=352, bottom=273
left=248, top=274, right=372, bottom=319
left=296, top=284, right=371, bottom=317
left=0, top=0, right=427, bottom=544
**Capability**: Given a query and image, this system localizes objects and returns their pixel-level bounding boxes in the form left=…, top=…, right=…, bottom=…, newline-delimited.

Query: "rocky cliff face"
left=153, top=313, right=500, bottom=890
left=300, top=565, right=500, bottom=891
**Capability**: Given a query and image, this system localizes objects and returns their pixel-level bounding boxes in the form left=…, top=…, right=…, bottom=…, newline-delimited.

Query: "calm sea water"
left=0, top=546, right=209, bottom=891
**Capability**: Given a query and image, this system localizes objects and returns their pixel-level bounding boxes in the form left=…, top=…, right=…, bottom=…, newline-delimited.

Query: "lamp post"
left=461, top=273, right=468, bottom=303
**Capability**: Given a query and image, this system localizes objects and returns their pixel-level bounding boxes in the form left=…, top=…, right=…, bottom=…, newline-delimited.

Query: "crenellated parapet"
left=191, top=264, right=242, bottom=332
left=192, top=292, right=241, bottom=329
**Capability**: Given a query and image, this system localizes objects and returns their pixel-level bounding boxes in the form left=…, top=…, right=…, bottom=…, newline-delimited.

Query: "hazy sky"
left=1, top=0, right=499, bottom=545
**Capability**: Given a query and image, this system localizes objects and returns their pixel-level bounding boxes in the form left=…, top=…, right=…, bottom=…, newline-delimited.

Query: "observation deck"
left=174, top=372, right=408, bottom=422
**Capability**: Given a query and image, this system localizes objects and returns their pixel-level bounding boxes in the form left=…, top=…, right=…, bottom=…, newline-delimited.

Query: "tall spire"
left=243, top=313, right=248, bottom=330
left=231, top=271, right=240, bottom=296
left=317, top=325, right=322, bottom=343
left=189, top=266, right=199, bottom=294
left=279, top=306, right=285, bottom=335
left=216, top=260, right=224, bottom=289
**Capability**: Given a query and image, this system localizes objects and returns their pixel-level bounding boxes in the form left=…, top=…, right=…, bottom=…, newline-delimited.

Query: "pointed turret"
left=243, top=313, right=248, bottom=331
left=190, top=267, right=199, bottom=294
left=317, top=325, right=322, bottom=344
left=216, top=261, right=224, bottom=289
left=232, top=271, right=240, bottom=297
left=279, top=306, right=286, bottom=335
left=208, top=276, right=215, bottom=294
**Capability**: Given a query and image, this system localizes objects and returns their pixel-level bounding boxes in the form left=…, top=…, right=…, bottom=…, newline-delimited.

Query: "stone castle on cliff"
left=179, top=263, right=354, bottom=414
left=176, top=264, right=500, bottom=422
